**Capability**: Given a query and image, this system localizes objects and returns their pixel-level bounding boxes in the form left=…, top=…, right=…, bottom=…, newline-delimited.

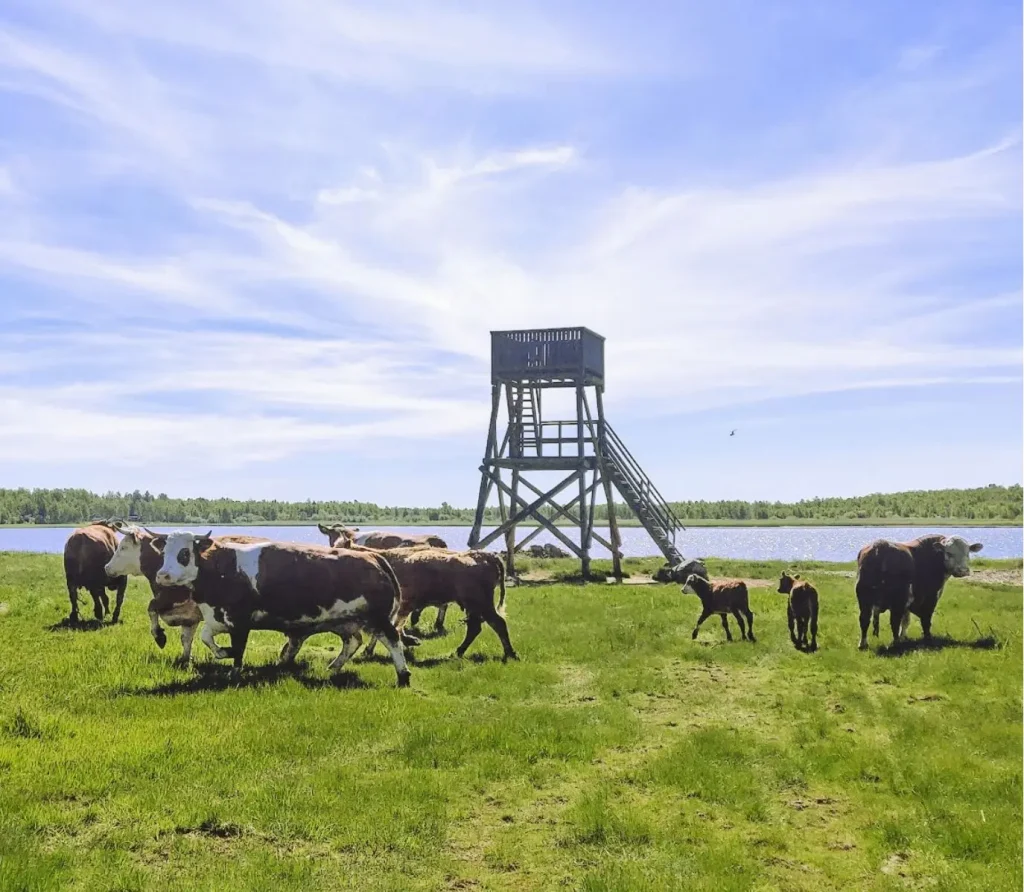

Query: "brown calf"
left=63, top=523, right=128, bottom=624
left=682, top=574, right=756, bottom=642
left=777, top=572, right=819, bottom=651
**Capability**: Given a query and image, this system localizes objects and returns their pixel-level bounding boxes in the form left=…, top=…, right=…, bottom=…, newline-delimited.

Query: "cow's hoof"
left=748, top=635, right=756, bottom=643
left=434, top=626, right=447, bottom=637
left=503, top=651, right=520, bottom=662
left=400, top=632, right=422, bottom=647
left=858, top=640, right=868, bottom=651
left=397, top=672, right=411, bottom=688
left=691, top=630, right=699, bottom=640
left=154, top=630, right=167, bottom=649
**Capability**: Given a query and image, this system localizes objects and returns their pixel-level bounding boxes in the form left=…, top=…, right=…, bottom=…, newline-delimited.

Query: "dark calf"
left=63, top=523, right=128, bottom=624
left=682, top=574, right=755, bottom=643
left=778, top=572, right=819, bottom=651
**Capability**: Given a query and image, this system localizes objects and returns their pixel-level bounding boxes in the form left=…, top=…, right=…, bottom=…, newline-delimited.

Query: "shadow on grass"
left=877, top=634, right=1001, bottom=657
left=122, top=661, right=373, bottom=697
left=46, top=617, right=108, bottom=633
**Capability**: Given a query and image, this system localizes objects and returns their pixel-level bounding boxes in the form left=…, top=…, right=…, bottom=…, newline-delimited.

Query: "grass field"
left=0, top=553, right=1020, bottom=891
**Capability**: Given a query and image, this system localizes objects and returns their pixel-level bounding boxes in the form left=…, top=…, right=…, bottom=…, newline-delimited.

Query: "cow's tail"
left=373, top=553, right=404, bottom=620
left=476, top=551, right=507, bottom=618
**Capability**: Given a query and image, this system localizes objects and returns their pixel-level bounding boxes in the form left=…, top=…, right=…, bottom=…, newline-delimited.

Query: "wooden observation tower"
left=467, top=327, right=697, bottom=579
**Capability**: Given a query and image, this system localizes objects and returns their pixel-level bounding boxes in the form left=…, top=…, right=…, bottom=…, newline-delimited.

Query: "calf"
left=63, top=523, right=128, bottom=624
left=152, top=532, right=412, bottom=686
left=870, top=534, right=983, bottom=641
left=319, top=523, right=453, bottom=633
left=355, top=546, right=516, bottom=662
left=682, top=574, right=756, bottom=642
left=855, top=539, right=915, bottom=649
left=777, top=572, right=819, bottom=651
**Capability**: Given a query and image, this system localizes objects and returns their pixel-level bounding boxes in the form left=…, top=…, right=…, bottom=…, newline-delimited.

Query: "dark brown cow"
left=353, top=546, right=516, bottom=662
left=682, top=574, right=756, bottom=642
left=105, top=528, right=268, bottom=663
left=868, top=534, right=984, bottom=641
left=63, top=523, right=128, bottom=624
left=319, top=524, right=454, bottom=633
left=151, top=532, right=411, bottom=686
left=855, top=539, right=915, bottom=649
left=778, top=572, right=819, bottom=651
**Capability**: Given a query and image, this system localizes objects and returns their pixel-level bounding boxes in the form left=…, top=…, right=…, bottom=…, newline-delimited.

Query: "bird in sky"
left=730, top=429, right=737, bottom=437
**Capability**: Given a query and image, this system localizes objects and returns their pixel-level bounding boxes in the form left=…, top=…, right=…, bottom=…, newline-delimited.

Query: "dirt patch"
left=969, top=568, right=1022, bottom=586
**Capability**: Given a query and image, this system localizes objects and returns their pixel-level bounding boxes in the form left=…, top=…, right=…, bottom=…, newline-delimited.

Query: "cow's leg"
left=456, top=613, right=484, bottom=658
left=719, top=613, right=733, bottom=641
left=809, top=608, right=818, bottom=652
left=200, top=621, right=231, bottom=660
left=372, top=624, right=411, bottom=687
left=919, top=609, right=933, bottom=641
left=229, top=627, right=250, bottom=673
left=730, top=607, right=747, bottom=640
left=858, top=604, right=872, bottom=650
left=889, top=609, right=904, bottom=646
left=409, top=609, right=423, bottom=628
left=328, top=631, right=363, bottom=671
left=691, top=609, right=712, bottom=640
left=480, top=605, right=518, bottom=661
left=177, top=622, right=198, bottom=665
left=899, top=609, right=911, bottom=639
left=872, top=607, right=880, bottom=638
left=148, top=602, right=168, bottom=649
left=279, top=634, right=308, bottom=665
left=67, top=582, right=80, bottom=624
left=743, top=608, right=756, bottom=642
left=109, top=577, right=128, bottom=624
left=88, top=586, right=105, bottom=621
left=787, top=604, right=798, bottom=646
left=434, top=605, right=449, bottom=634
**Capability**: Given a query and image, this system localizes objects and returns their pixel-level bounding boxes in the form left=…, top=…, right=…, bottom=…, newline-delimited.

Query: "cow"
left=869, top=534, right=983, bottom=642
left=150, top=531, right=412, bottom=686
left=855, top=539, right=915, bottom=649
left=104, top=527, right=268, bottom=664
left=318, top=523, right=448, bottom=550
left=318, top=523, right=453, bottom=634
left=777, top=571, right=819, bottom=651
left=63, top=522, right=128, bottom=624
left=682, top=574, right=756, bottom=643
left=520, top=543, right=571, bottom=558
left=349, top=546, right=516, bottom=662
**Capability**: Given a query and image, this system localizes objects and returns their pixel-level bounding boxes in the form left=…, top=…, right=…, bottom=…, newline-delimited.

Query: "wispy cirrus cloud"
left=0, top=0, right=1019, bottom=500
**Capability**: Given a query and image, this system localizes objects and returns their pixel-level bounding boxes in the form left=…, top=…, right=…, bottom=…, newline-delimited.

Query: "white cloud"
left=0, top=0, right=1019, bottom=488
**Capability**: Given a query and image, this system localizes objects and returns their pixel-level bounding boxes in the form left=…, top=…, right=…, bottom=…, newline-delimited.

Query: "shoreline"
left=2, top=518, right=1020, bottom=530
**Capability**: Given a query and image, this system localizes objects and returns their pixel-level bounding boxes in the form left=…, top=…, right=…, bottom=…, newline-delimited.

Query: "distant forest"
left=0, top=485, right=1020, bottom=526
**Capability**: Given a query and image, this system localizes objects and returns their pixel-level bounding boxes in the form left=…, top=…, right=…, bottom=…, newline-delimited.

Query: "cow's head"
left=153, top=530, right=214, bottom=588
left=105, top=527, right=150, bottom=577
left=940, top=536, right=983, bottom=578
left=318, top=523, right=356, bottom=548
left=778, top=572, right=798, bottom=594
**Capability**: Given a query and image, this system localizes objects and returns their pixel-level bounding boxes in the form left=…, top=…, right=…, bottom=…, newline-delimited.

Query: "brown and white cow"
left=319, top=523, right=453, bottom=633
left=151, top=531, right=412, bottom=686
left=64, top=522, right=128, bottom=624
left=855, top=539, right=915, bottom=649
left=105, top=527, right=267, bottom=663
left=868, top=534, right=983, bottom=642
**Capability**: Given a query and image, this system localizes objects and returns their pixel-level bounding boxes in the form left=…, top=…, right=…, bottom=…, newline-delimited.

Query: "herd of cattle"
left=61, top=521, right=984, bottom=686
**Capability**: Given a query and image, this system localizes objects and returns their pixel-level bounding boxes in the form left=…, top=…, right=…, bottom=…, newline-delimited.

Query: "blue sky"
left=0, top=0, right=1020, bottom=506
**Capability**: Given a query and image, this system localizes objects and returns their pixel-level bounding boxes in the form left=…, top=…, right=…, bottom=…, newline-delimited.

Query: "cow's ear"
left=152, top=535, right=168, bottom=550
left=317, top=523, right=330, bottom=535
left=969, top=542, right=983, bottom=553
left=195, top=536, right=215, bottom=553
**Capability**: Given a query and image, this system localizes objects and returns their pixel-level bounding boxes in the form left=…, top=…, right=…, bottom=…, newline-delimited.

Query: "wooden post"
left=576, top=382, right=589, bottom=579
left=595, top=388, right=623, bottom=581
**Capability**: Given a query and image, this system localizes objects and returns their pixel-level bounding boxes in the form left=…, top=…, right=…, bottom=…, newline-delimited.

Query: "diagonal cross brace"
left=473, top=469, right=583, bottom=556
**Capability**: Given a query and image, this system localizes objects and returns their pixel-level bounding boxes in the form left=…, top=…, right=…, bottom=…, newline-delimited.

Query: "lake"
left=3, top=525, right=1020, bottom=562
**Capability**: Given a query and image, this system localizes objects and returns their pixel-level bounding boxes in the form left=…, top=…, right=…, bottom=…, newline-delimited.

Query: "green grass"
left=0, top=552, right=1020, bottom=890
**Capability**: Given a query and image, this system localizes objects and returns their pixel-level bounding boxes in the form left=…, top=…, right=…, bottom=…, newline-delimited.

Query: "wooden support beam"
left=474, top=470, right=583, bottom=556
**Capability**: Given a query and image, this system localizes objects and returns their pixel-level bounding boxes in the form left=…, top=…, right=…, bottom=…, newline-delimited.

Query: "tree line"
left=0, top=485, right=1019, bottom=526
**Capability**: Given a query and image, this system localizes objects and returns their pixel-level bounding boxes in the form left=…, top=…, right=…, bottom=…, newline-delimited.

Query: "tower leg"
left=595, top=389, right=622, bottom=581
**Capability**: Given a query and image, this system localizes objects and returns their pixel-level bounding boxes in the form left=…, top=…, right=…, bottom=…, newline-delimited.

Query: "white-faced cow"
left=105, top=527, right=267, bottom=664
left=868, top=534, right=983, bottom=643
left=319, top=523, right=453, bottom=634
left=151, top=531, right=412, bottom=686
left=64, top=522, right=128, bottom=624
